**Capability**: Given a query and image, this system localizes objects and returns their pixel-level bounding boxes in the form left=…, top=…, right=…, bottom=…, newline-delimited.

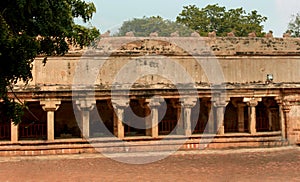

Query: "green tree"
left=176, top=4, right=267, bottom=37
left=0, top=0, right=100, bottom=124
left=287, top=13, right=300, bottom=37
left=117, top=16, right=193, bottom=37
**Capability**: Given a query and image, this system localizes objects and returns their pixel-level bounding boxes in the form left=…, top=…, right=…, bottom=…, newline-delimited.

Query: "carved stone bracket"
left=282, top=101, right=292, bottom=113
left=243, top=97, right=261, bottom=134
left=212, top=92, right=230, bottom=108
left=147, top=97, right=163, bottom=108
left=76, top=99, right=96, bottom=111
left=112, top=98, right=129, bottom=109
left=276, top=96, right=292, bottom=113
left=243, top=97, right=261, bottom=107
left=40, top=100, right=61, bottom=112
left=181, top=97, right=198, bottom=108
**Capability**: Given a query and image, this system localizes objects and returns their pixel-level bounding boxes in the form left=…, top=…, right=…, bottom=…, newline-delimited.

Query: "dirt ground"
left=0, top=147, right=299, bottom=182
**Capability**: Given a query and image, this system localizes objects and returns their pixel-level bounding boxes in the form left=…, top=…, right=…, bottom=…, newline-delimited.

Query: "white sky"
left=87, top=0, right=299, bottom=37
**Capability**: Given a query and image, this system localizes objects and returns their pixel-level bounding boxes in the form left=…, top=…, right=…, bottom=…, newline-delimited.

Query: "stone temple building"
left=0, top=35, right=300, bottom=155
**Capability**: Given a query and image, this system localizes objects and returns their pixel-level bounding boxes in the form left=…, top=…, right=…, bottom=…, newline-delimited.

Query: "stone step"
left=0, top=135, right=290, bottom=156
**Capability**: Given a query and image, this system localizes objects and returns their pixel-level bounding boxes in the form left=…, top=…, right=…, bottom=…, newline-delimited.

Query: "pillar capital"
left=112, top=98, right=129, bottom=109
left=40, top=100, right=61, bottom=112
left=244, top=97, right=261, bottom=134
left=282, top=101, right=292, bottom=113
left=214, top=102, right=227, bottom=108
left=244, top=97, right=261, bottom=107
left=275, top=96, right=283, bottom=105
left=211, top=94, right=229, bottom=108
left=145, top=97, right=163, bottom=107
left=76, top=99, right=96, bottom=111
left=181, top=97, right=198, bottom=108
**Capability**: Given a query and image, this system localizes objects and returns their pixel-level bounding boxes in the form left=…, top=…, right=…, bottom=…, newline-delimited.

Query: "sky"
left=86, top=0, right=300, bottom=37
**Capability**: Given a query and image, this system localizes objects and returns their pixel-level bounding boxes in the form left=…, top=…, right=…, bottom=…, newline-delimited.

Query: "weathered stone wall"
left=25, top=37, right=300, bottom=88
left=30, top=53, right=300, bottom=87
left=288, top=104, right=300, bottom=144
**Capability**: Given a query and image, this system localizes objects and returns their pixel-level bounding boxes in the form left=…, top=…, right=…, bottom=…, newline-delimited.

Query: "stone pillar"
left=41, top=100, right=61, bottom=141
left=76, top=99, right=96, bottom=139
left=275, top=98, right=289, bottom=139
left=182, top=98, right=197, bottom=136
left=145, top=98, right=161, bottom=138
left=244, top=98, right=261, bottom=134
left=215, top=105, right=225, bottom=135
left=175, top=103, right=183, bottom=135
left=282, top=101, right=291, bottom=140
left=144, top=101, right=152, bottom=137
left=112, top=99, right=129, bottom=139
left=206, top=100, right=215, bottom=133
left=237, top=103, right=246, bottom=132
left=11, top=121, right=18, bottom=143
left=211, top=93, right=229, bottom=135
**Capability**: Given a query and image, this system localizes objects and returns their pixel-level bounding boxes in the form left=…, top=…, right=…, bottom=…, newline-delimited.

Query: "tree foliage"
left=117, top=16, right=193, bottom=37
left=0, top=0, right=100, bottom=124
left=176, top=4, right=267, bottom=37
left=287, top=13, right=300, bottom=37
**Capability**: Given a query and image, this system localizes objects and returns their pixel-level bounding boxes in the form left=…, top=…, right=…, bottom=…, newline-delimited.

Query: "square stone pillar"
left=41, top=100, right=61, bottom=141
left=183, top=107, right=192, bottom=136
left=145, top=98, right=162, bottom=138
left=275, top=97, right=289, bottom=140
left=112, top=99, right=129, bottom=139
left=212, top=94, right=229, bottom=135
left=215, top=106, right=225, bottom=135
left=281, top=101, right=291, bottom=140
left=11, top=122, right=18, bottom=143
left=114, top=107, right=125, bottom=139
left=76, top=99, right=96, bottom=139
left=282, top=103, right=293, bottom=142
left=206, top=101, right=215, bottom=134
left=145, top=106, right=152, bottom=137
left=81, top=110, right=90, bottom=138
left=151, top=107, right=159, bottom=138
left=213, top=100, right=228, bottom=135
left=176, top=105, right=183, bottom=135
left=182, top=98, right=197, bottom=136
left=244, top=98, right=261, bottom=134
left=47, top=111, right=55, bottom=140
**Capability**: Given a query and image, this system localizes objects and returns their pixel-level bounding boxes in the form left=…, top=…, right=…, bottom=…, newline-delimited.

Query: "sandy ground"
left=0, top=147, right=299, bottom=182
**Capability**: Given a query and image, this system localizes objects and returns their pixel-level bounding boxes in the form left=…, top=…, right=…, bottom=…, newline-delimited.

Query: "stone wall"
left=287, top=104, right=300, bottom=144
left=27, top=36, right=300, bottom=88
